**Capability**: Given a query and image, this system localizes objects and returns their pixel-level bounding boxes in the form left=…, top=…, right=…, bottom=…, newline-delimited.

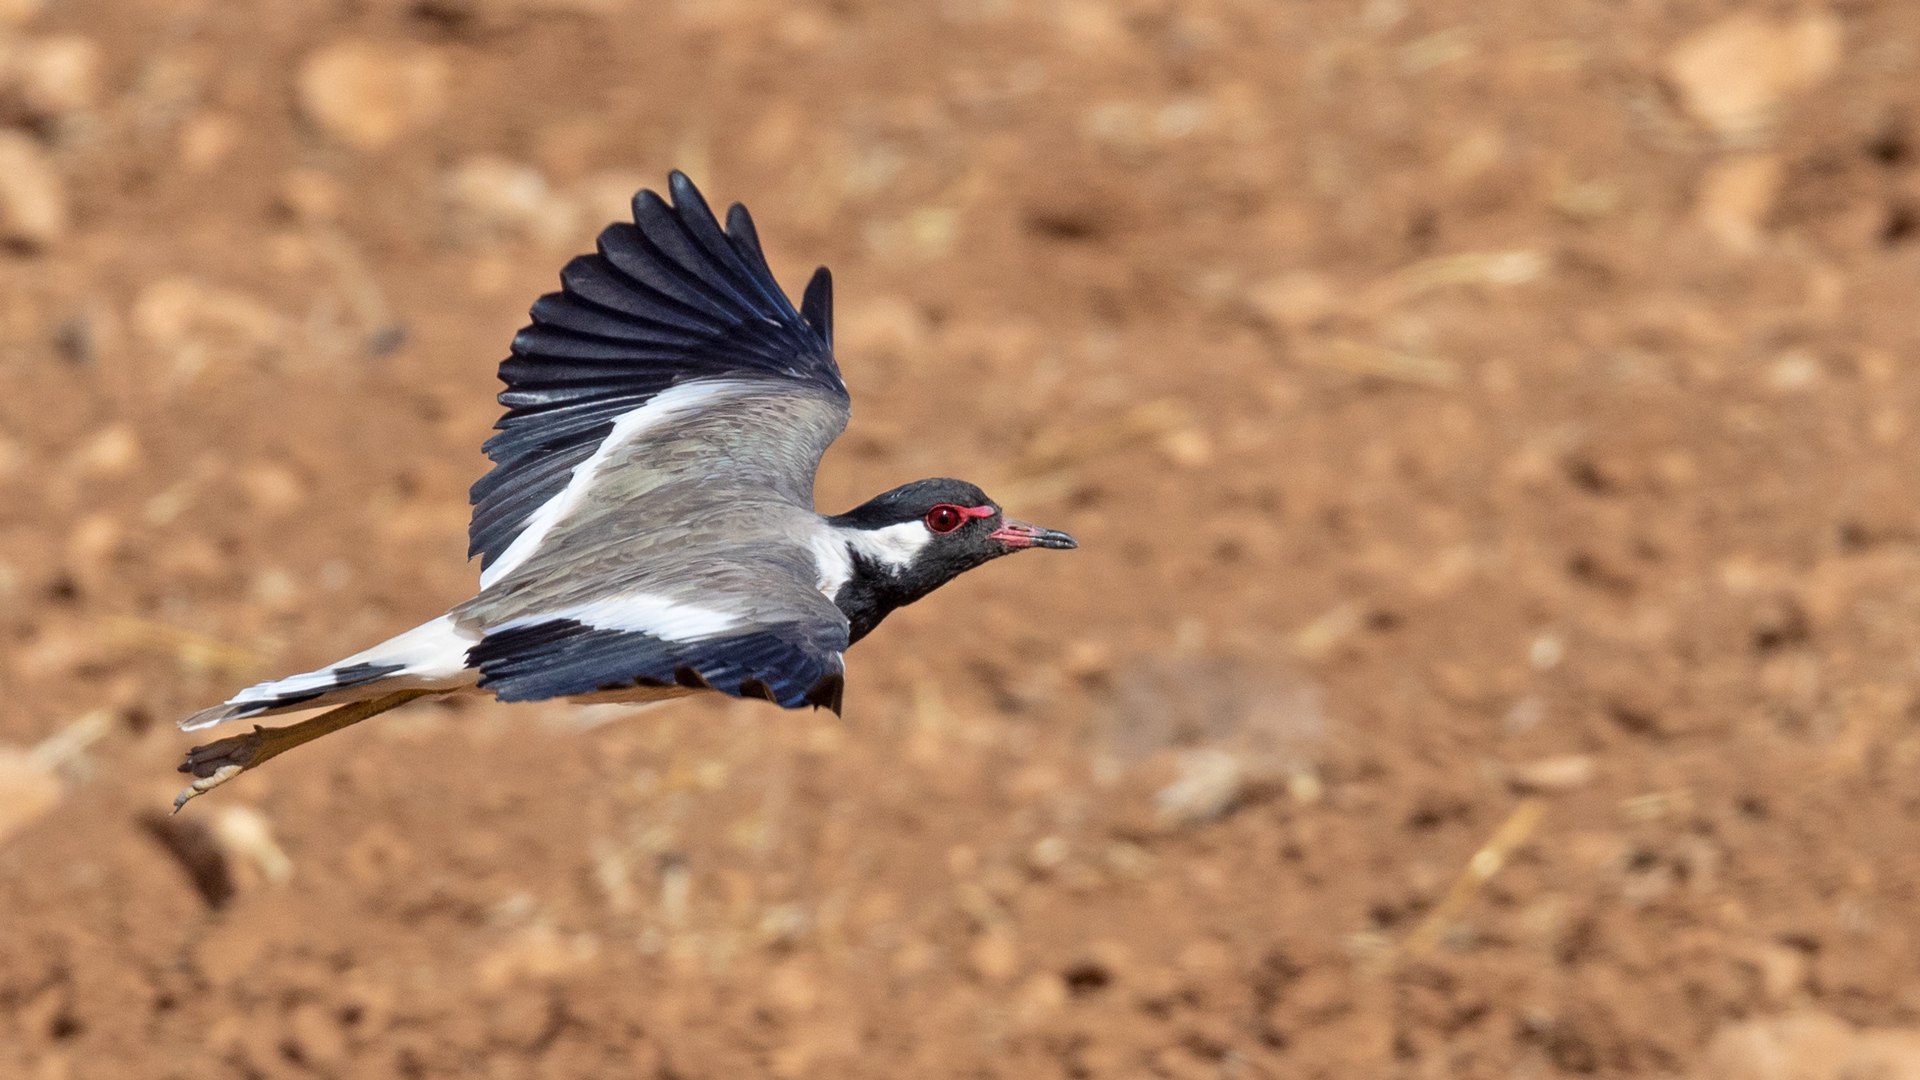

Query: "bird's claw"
left=168, top=690, right=442, bottom=814
left=171, top=726, right=271, bottom=813
left=171, top=764, right=244, bottom=813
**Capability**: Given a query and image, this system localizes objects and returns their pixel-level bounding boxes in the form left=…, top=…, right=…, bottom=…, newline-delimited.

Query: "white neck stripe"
left=841, top=520, right=931, bottom=573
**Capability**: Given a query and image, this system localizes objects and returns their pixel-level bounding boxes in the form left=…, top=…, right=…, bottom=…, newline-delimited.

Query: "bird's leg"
left=173, top=689, right=443, bottom=812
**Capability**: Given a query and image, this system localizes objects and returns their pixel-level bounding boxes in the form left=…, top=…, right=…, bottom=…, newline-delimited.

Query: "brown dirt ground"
left=5, top=0, right=1920, bottom=1077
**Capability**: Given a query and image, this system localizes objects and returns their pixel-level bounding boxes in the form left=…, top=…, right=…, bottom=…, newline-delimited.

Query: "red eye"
left=925, top=505, right=967, bottom=533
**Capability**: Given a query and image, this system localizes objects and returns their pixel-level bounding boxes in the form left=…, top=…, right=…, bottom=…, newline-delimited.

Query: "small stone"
left=1354, top=250, right=1544, bottom=317
left=235, top=463, right=306, bottom=517
left=1551, top=177, right=1621, bottom=219
left=1745, top=943, right=1808, bottom=1003
left=66, top=512, right=119, bottom=567
left=1443, top=128, right=1504, bottom=182
left=1178, top=938, right=1233, bottom=977
left=0, top=713, right=105, bottom=839
left=866, top=204, right=959, bottom=260
left=1015, top=970, right=1067, bottom=1025
left=133, top=277, right=285, bottom=382
left=1872, top=407, right=1904, bottom=446
left=284, top=1005, right=347, bottom=1068
left=946, top=843, right=979, bottom=877
left=775, top=7, right=829, bottom=50
left=1857, top=349, right=1898, bottom=385
left=1157, top=427, right=1214, bottom=468
left=1502, top=696, right=1547, bottom=735
left=1528, top=634, right=1564, bottom=670
left=766, top=959, right=820, bottom=1015
left=251, top=568, right=300, bottom=611
left=13, top=627, right=97, bottom=680
left=178, top=112, right=238, bottom=174
left=1696, top=154, right=1783, bottom=252
left=297, top=41, right=448, bottom=152
left=211, top=806, right=293, bottom=885
left=265, top=232, right=312, bottom=274
left=1060, top=639, right=1112, bottom=679
left=1154, top=747, right=1244, bottom=826
left=1287, top=768, right=1323, bottom=805
left=1766, top=350, right=1823, bottom=393
left=1507, top=754, right=1596, bottom=793
left=1399, top=28, right=1475, bottom=74
left=9, top=35, right=102, bottom=116
left=756, top=902, right=806, bottom=944
left=0, top=130, right=65, bottom=248
left=475, top=923, right=598, bottom=990
left=1664, top=12, right=1841, bottom=141
left=278, top=169, right=345, bottom=223
left=0, top=746, right=62, bottom=845
left=1103, top=841, right=1154, bottom=878
left=1247, top=272, right=1338, bottom=333
left=1055, top=0, right=1128, bottom=55
left=1699, top=1013, right=1851, bottom=1079
left=1694, top=1011, right=1920, bottom=1080
left=970, top=927, right=1021, bottom=982
left=1269, top=968, right=1353, bottom=1028
left=1028, top=835, right=1070, bottom=870
left=1411, top=544, right=1476, bottom=598
left=69, top=425, right=139, bottom=477
left=445, top=155, right=578, bottom=247
left=1293, top=604, right=1362, bottom=660
left=134, top=279, right=283, bottom=351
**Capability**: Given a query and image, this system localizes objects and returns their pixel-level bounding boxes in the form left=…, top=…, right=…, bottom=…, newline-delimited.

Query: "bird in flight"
left=173, top=172, right=1075, bottom=809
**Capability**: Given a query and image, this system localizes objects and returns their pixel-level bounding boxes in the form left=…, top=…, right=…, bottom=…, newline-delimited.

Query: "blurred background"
left=2, top=0, right=1919, bottom=1077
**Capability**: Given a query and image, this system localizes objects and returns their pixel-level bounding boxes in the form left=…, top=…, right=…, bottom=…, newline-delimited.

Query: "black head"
left=826, top=478, right=1076, bottom=642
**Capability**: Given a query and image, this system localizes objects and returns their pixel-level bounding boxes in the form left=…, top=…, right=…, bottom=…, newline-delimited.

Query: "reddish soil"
left=4, top=0, right=1920, bottom=1077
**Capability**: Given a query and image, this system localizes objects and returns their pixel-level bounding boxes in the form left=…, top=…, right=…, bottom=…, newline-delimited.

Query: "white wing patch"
left=478, top=379, right=758, bottom=590
left=810, top=529, right=854, bottom=598
left=493, top=595, right=742, bottom=642
left=844, top=520, right=931, bottom=572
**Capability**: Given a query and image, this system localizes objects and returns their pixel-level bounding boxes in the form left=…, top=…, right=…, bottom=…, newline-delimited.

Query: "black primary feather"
left=469, top=172, right=845, bottom=572
left=467, top=619, right=847, bottom=712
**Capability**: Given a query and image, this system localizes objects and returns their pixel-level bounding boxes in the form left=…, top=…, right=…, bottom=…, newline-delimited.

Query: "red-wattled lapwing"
left=172, top=172, right=1076, bottom=809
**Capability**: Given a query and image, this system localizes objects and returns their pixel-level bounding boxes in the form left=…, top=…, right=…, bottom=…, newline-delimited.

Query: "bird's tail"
left=178, top=615, right=480, bottom=731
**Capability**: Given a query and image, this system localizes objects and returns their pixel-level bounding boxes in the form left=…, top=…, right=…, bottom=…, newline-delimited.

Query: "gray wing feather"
left=461, top=381, right=847, bottom=622
left=471, top=171, right=842, bottom=572
left=455, top=382, right=850, bottom=710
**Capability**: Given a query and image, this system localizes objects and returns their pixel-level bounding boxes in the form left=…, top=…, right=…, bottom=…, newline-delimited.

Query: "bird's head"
left=827, top=478, right=1076, bottom=638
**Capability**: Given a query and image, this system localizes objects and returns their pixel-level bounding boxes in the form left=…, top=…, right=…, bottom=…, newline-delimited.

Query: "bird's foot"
left=181, top=726, right=270, bottom=777
left=173, top=725, right=276, bottom=812
left=171, top=689, right=443, bottom=813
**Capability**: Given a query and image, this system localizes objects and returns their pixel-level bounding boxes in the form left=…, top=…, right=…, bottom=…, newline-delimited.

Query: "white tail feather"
left=179, top=615, right=480, bottom=731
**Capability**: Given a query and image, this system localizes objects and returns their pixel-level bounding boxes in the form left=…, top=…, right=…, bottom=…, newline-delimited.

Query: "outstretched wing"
left=469, top=170, right=842, bottom=579
left=457, top=173, right=852, bottom=712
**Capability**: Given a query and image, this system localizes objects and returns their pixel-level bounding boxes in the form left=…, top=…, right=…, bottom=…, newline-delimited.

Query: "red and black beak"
left=989, top=517, right=1078, bottom=550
